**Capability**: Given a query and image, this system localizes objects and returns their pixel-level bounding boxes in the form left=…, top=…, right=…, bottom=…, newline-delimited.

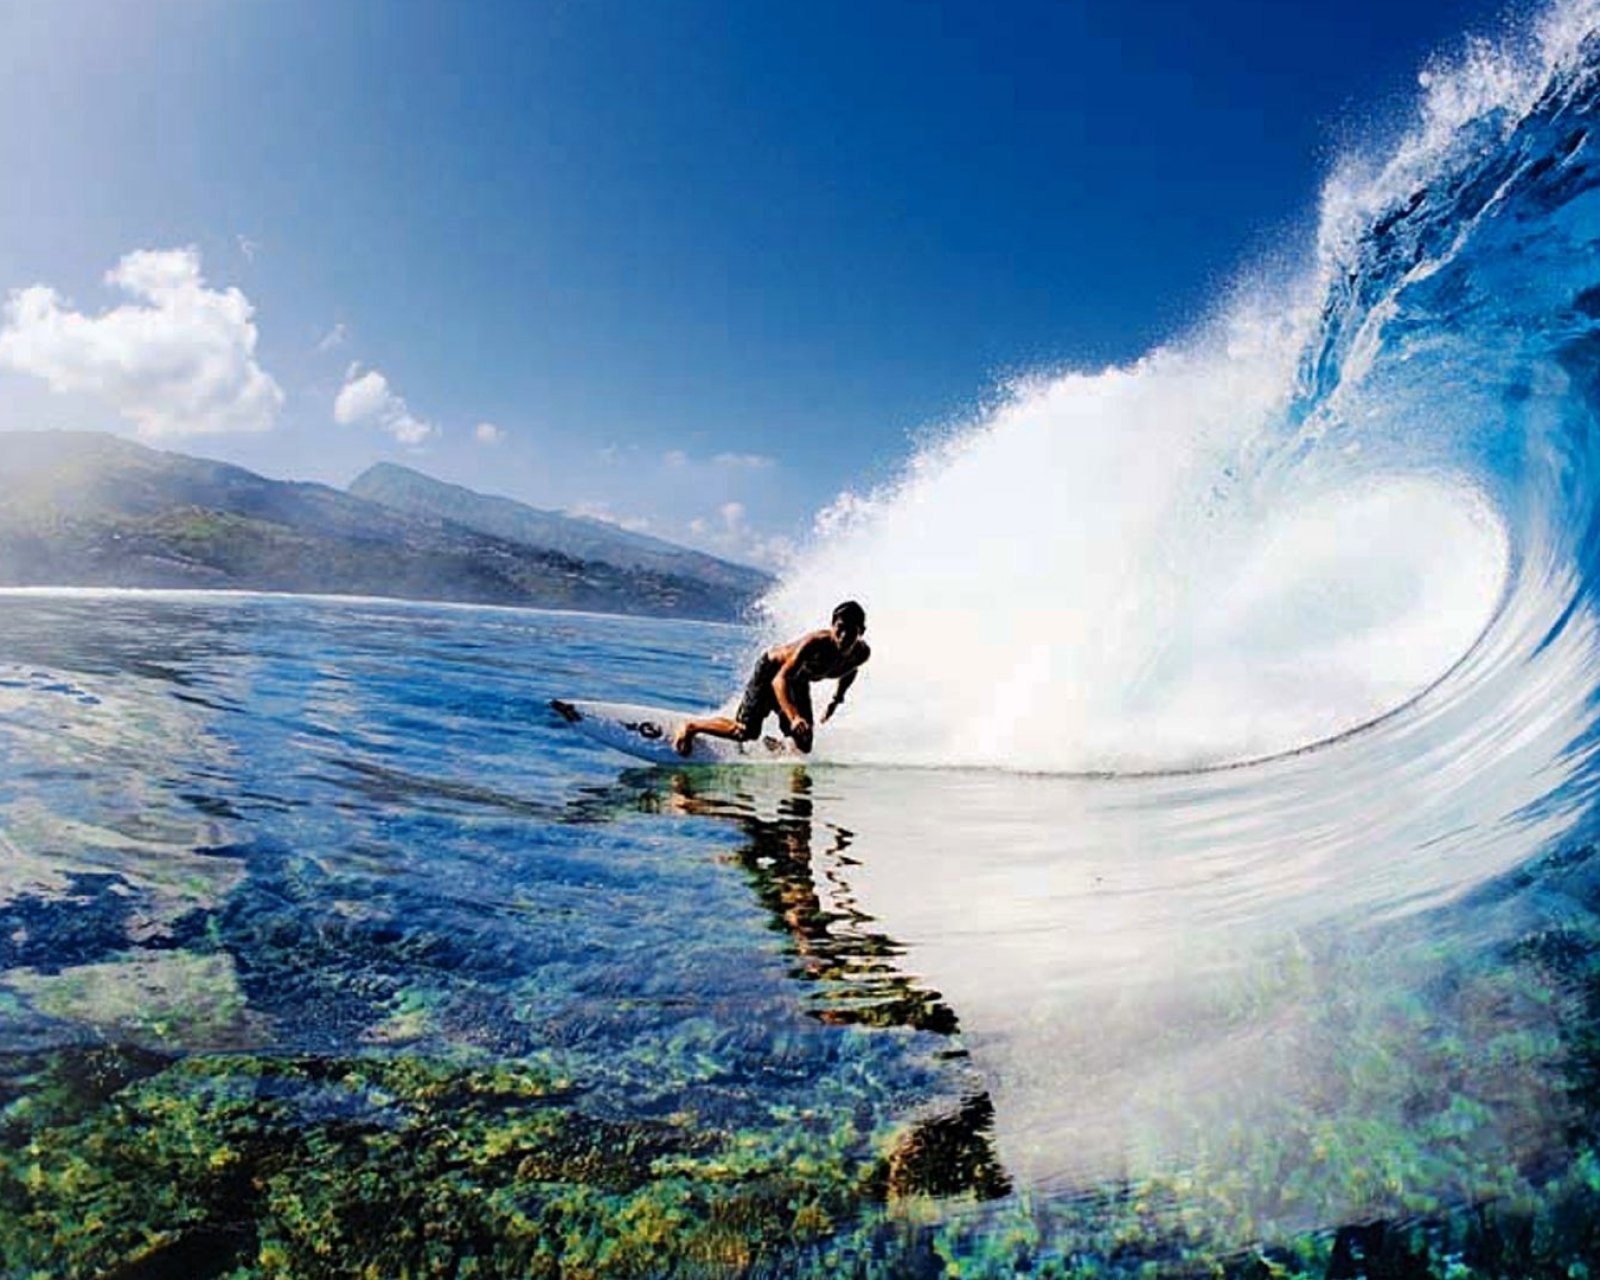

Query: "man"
left=674, top=600, right=870, bottom=756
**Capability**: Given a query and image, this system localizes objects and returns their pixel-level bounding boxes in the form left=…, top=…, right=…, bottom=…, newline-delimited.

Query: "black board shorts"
left=734, top=654, right=812, bottom=743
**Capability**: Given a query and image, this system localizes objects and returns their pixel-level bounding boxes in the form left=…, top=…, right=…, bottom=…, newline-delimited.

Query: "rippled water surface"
left=4, top=591, right=1600, bottom=1277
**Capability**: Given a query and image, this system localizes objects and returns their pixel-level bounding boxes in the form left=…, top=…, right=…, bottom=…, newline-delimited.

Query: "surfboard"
left=549, top=699, right=804, bottom=765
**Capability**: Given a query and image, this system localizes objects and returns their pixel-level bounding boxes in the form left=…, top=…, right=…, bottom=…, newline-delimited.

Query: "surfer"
left=673, top=600, right=870, bottom=756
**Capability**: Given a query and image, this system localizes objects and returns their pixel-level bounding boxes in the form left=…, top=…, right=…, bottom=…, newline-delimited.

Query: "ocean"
left=9, top=1, right=1600, bottom=1275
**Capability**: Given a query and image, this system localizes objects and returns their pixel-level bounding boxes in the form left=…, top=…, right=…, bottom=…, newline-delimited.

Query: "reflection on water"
left=649, top=769, right=960, bottom=1036
left=640, top=766, right=1011, bottom=1201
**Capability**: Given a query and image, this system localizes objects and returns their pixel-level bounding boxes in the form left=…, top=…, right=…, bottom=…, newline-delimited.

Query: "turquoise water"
left=4, top=590, right=1600, bottom=1276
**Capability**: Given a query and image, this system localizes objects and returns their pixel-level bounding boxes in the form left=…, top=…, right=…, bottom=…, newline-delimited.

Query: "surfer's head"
left=831, top=600, right=866, bottom=647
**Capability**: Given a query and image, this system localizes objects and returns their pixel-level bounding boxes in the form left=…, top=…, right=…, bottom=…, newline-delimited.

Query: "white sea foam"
left=769, top=336, right=1508, bottom=772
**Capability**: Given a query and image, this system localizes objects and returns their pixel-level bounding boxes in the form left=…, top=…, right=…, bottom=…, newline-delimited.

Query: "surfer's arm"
left=822, top=669, right=858, bottom=721
left=822, top=644, right=869, bottom=721
left=773, top=668, right=807, bottom=728
left=773, top=637, right=824, bottom=728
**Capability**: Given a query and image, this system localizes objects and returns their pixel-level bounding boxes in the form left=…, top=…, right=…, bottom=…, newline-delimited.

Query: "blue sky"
left=0, top=0, right=1513, bottom=567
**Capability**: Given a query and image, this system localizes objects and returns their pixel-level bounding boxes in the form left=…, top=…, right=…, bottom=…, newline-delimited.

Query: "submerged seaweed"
left=0, top=1048, right=889, bottom=1278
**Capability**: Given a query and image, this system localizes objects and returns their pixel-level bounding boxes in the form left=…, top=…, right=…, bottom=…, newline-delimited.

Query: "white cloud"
left=317, top=322, right=348, bottom=352
left=0, top=246, right=284, bottom=438
left=661, top=448, right=775, bottom=471
left=334, top=364, right=436, bottom=445
left=685, top=502, right=795, bottom=570
left=333, top=367, right=388, bottom=422
left=236, top=234, right=261, bottom=262
left=745, top=532, right=797, bottom=569
left=561, top=488, right=791, bottom=570
left=474, top=421, right=505, bottom=445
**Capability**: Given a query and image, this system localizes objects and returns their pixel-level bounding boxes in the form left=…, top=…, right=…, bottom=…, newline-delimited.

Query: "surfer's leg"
left=673, top=715, right=745, bottom=755
left=676, top=656, right=777, bottom=755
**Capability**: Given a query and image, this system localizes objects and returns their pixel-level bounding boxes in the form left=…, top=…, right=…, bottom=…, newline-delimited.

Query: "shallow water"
left=4, top=591, right=1600, bottom=1276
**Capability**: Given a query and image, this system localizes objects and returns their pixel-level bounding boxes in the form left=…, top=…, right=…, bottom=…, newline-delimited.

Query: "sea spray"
left=768, top=348, right=1508, bottom=771
left=767, top=290, right=1508, bottom=774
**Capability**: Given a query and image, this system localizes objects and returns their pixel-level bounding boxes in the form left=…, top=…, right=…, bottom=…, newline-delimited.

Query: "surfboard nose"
left=550, top=699, right=582, bottom=723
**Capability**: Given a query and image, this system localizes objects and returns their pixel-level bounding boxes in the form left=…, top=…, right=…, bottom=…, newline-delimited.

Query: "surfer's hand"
left=790, top=718, right=813, bottom=752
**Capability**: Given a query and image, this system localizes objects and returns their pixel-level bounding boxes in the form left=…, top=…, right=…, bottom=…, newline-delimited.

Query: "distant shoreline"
left=0, top=431, right=772, bottom=625
left=0, top=583, right=766, bottom=629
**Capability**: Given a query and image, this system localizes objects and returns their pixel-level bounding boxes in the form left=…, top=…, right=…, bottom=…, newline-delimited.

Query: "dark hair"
left=832, top=600, right=866, bottom=631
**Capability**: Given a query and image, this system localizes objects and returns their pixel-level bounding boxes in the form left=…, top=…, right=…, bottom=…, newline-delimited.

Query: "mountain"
left=348, top=461, right=770, bottom=597
left=0, top=432, right=769, bottom=621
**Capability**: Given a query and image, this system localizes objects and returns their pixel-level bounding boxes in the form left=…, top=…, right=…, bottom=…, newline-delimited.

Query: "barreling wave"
left=768, top=0, right=1600, bottom=777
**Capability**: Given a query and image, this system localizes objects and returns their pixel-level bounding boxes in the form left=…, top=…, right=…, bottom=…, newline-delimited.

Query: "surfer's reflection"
left=645, top=766, right=1011, bottom=1201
